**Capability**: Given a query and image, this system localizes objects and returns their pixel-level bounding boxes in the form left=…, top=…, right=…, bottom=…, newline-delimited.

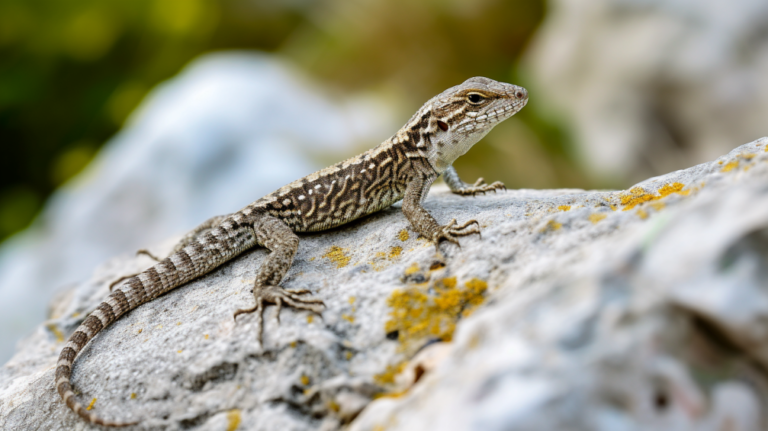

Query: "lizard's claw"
left=234, top=285, right=325, bottom=344
left=455, top=178, right=506, bottom=196
left=136, top=249, right=163, bottom=261
left=433, top=218, right=481, bottom=250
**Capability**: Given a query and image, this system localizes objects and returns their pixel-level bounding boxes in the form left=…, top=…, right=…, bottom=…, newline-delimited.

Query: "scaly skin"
left=56, top=76, right=528, bottom=426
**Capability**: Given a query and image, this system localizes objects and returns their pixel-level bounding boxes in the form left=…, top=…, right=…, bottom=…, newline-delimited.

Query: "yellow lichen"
left=301, top=375, right=310, bottom=386
left=137, top=328, right=143, bottom=334
left=226, top=409, right=241, bottom=431
left=86, top=398, right=97, bottom=411
left=383, top=277, right=488, bottom=355
left=620, top=182, right=689, bottom=211
left=721, top=161, right=739, bottom=172
left=177, top=349, right=183, bottom=353
left=398, top=230, right=410, bottom=241
left=130, top=393, right=136, bottom=399
left=650, top=202, right=665, bottom=211
left=389, top=246, right=402, bottom=259
left=620, top=187, right=655, bottom=210
left=307, top=315, right=314, bottom=324
left=47, top=324, right=64, bottom=343
left=327, top=400, right=340, bottom=412
left=742, top=153, right=756, bottom=160
left=290, top=341, right=297, bottom=348
left=588, top=213, right=607, bottom=224
left=204, top=334, right=208, bottom=340
left=658, top=182, right=689, bottom=197
left=348, top=296, right=356, bottom=304
left=636, top=209, right=648, bottom=220
left=322, top=246, right=351, bottom=268
left=404, top=262, right=420, bottom=275
left=540, top=219, right=562, bottom=233
left=374, top=362, right=406, bottom=385
left=557, top=205, right=571, bottom=212
left=342, top=314, right=355, bottom=323
left=345, top=351, right=353, bottom=360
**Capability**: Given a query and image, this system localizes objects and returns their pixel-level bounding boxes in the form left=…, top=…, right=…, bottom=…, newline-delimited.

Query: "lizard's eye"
left=467, top=93, right=485, bottom=104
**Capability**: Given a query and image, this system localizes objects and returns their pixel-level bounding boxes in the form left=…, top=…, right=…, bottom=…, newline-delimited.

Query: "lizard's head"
left=410, top=76, right=528, bottom=173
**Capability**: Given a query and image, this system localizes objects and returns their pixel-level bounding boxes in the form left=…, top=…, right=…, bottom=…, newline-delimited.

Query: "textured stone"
left=1, top=138, right=767, bottom=430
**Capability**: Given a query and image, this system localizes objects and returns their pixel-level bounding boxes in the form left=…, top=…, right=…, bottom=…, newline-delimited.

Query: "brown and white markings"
left=55, top=76, right=528, bottom=426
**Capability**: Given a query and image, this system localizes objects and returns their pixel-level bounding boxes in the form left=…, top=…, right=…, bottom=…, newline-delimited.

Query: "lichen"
left=620, top=182, right=689, bottom=211
left=322, top=246, right=351, bottom=268
left=636, top=209, right=648, bottom=220
left=86, top=398, right=97, bottom=411
left=370, top=246, right=404, bottom=271
left=383, top=277, right=488, bottom=354
left=540, top=219, right=562, bottom=233
left=374, top=362, right=406, bottom=385
left=721, top=161, right=739, bottom=172
left=301, top=375, right=310, bottom=386
left=404, top=262, right=420, bottom=275
left=226, top=409, right=241, bottom=431
left=588, top=213, right=607, bottom=224
left=46, top=324, right=64, bottom=343
left=398, top=230, right=410, bottom=241
left=557, top=205, right=571, bottom=211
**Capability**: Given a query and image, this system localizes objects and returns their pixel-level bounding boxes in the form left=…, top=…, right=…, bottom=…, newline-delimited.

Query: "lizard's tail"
left=56, top=284, right=139, bottom=426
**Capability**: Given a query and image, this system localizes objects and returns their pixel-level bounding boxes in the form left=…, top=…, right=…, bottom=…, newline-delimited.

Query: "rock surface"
left=2, top=138, right=768, bottom=430
left=526, top=0, right=768, bottom=183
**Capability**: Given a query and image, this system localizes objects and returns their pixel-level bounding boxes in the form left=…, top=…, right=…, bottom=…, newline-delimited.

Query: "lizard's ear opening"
left=437, top=120, right=449, bottom=132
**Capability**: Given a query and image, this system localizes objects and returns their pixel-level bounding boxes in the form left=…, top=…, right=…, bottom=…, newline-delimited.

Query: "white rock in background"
left=526, top=0, right=768, bottom=183
left=0, top=52, right=395, bottom=364
left=1, top=138, right=766, bottom=430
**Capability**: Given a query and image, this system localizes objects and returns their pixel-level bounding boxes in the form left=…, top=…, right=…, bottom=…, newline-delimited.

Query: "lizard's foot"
left=453, top=178, right=506, bottom=196
left=137, top=248, right=164, bottom=261
left=433, top=218, right=481, bottom=250
left=108, top=273, right=138, bottom=291
left=233, top=285, right=325, bottom=344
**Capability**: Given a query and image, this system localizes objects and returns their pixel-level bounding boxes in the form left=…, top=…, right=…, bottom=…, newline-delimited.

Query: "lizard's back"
left=251, top=138, right=414, bottom=232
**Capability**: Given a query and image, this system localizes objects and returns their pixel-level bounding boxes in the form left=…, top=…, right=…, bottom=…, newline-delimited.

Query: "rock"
left=0, top=52, right=394, bottom=364
left=1, top=138, right=767, bottom=430
left=526, top=0, right=768, bottom=183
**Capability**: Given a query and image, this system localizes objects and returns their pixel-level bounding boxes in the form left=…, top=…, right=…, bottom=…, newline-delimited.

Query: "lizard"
left=55, top=76, right=528, bottom=427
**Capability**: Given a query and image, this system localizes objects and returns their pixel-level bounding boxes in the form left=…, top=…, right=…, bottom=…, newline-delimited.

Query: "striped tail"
left=55, top=223, right=257, bottom=425
left=55, top=286, right=138, bottom=426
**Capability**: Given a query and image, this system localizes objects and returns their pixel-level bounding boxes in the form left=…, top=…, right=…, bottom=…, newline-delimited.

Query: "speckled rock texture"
left=2, top=138, right=768, bottom=431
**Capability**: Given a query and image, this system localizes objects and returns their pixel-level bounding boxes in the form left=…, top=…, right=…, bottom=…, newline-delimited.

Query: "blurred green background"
left=0, top=0, right=587, bottom=244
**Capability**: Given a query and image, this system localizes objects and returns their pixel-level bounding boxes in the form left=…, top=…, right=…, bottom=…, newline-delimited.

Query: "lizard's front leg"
left=233, top=213, right=324, bottom=344
left=442, top=164, right=505, bottom=196
left=402, top=176, right=480, bottom=250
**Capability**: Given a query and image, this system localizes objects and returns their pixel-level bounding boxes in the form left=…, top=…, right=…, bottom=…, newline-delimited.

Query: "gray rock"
left=1, top=138, right=767, bottom=430
left=526, top=0, right=768, bottom=183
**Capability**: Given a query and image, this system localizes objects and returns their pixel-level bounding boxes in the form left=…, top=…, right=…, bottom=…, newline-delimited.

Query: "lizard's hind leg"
left=109, top=215, right=228, bottom=290
left=233, top=214, right=324, bottom=344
